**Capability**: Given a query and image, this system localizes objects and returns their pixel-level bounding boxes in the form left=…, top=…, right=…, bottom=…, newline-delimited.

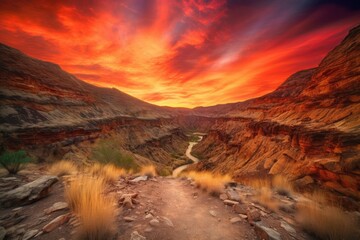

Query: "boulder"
left=0, top=176, right=58, bottom=208
left=149, top=218, right=160, bottom=227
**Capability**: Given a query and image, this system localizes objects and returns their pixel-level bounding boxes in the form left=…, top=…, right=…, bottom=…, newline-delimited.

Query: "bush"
left=0, top=150, right=31, bottom=174
left=65, top=176, right=116, bottom=239
left=88, top=163, right=126, bottom=183
left=49, top=160, right=77, bottom=177
left=272, top=175, right=293, bottom=197
left=140, top=165, right=157, bottom=177
left=91, top=140, right=138, bottom=171
left=187, top=171, right=231, bottom=196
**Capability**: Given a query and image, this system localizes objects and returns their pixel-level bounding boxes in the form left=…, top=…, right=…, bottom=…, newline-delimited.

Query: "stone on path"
left=209, top=210, right=217, bottom=217
left=130, top=176, right=148, bottom=183
left=44, top=202, right=69, bottom=214
left=223, top=200, right=239, bottom=206
left=254, top=222, right=281, bottom=240
left=131, top=231, right=146, bottom=240
left=226, top=188, right=242, bottom=202
left=22, top=229, right=39, bottom=240
left=42, top=213, right=71, bottom=233
left=230, top=217, right=242, bottom=224
left=149, top=218, right=160, bottom=227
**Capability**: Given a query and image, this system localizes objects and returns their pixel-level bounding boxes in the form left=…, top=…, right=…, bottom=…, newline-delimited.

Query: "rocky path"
left=118, top=177, right=256, bottom=240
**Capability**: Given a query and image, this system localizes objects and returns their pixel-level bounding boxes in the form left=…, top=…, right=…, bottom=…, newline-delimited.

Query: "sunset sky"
left=0, top=0, right=359, bottom=107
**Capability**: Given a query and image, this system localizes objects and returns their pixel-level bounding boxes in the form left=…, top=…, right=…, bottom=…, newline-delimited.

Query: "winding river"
left=172, top=134, right=204, bottom=177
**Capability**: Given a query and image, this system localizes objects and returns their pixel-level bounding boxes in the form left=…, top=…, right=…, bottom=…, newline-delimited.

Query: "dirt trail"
left=118, top=177, right=256, bottom=240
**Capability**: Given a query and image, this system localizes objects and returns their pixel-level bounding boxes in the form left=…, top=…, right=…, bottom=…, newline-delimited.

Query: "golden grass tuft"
left=87, top=163, right=126, bottom=183
left=256, top=187, right=278, bottom=212
left=297, top=201, right=359, bottom=239
left=140, top=165, right=157, bottom=177
left=187, top=171, right=231, bottom=195
left=48, top=160, right=77, bottom=177
left=65, top=176, right=116, bottom=240
left=272, top=175, right=293, bottom=196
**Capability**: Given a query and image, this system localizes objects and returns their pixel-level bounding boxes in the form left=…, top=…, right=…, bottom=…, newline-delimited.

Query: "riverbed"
left=172, top=135, right=203, bottom=177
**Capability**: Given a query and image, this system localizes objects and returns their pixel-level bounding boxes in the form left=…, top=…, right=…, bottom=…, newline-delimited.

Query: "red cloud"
left=0, top=0, right=359, bottom=107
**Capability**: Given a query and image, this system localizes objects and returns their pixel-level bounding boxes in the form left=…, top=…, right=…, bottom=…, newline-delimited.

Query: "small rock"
left=239, top=214, right=248, bottom=219
left=226, top=189, right=242, bottom=202
left=44, top=202, right=69, bottom=214
left=219, top=193, right=228, bottom=200
left=130, top=231, right=146, bottom=240
left=42, top=213, right=70, bottom=233
left=149, top=219, right=160, bottom=227
left=144, top=227, right=153, bottom=233
left=130, top=176, right=148, bottom=183
left=22, top=229, right=39, bottom=240
left=280, top=221, right=296, bottom=236
left=124, top=216, right=136, bottom=222
left=58, top=238, right=65, bottom=240
left=12, top=207, right=23, bottom=212
left=247, top=209, right=261, bottom=224
left=254, top=222, right=281, bottom=240
left=230, top=217, right=241, bottom=224
left=223, top=200, right=239, bottom=206
left=144, top=214, right=153, bottom=219
left=161, top=217, right=174, bottom=227
left=233, top=204, right=247, bottom=214
left=209, top=210, right=217, bottom=217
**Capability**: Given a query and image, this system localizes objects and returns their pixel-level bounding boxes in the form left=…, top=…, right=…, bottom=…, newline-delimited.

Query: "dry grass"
left=65, top=176, right=116, bottom=240
left=187, top=171, right=231, bottom=195
left=239, top=177, right=272, bottom=190
left=272, top=175, right=293, bottom=196
left=48, top=160, right=77, bottom=177
left=140, top=165, right=157, bottom=177
left=256, top=187, right=279, bottom=212
left=297, top=190, right=359, bottom=239
left=87, top=163, right=126, bottom=183
left=297, top=201, right=359, bottom=239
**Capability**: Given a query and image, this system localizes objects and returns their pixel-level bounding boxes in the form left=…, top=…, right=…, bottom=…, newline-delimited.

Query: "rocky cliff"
left=0, top=43, right=189, bottom=169
left=191, top=25, right=360, bottom=201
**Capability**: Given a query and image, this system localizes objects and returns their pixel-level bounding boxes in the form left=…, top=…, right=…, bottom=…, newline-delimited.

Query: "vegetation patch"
left=91, top=139, right=138, bottom=171
left=0, top=150, right=31, bottom=174
left=186, top=171, right=231, bottom=196
left=65, top=176, right=117, bottom=239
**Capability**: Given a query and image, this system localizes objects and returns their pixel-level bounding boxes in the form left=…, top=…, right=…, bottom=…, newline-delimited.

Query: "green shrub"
left=0, top=150, right=31, bottom=174
left=91, top=140, right=138, bottom=171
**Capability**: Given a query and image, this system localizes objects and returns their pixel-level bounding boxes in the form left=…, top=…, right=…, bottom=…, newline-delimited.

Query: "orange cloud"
left=0, top=0, right=359, bottom=107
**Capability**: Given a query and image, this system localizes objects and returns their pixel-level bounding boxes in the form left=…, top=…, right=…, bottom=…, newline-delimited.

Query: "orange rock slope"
left=191, top=25, right=360, bottom=202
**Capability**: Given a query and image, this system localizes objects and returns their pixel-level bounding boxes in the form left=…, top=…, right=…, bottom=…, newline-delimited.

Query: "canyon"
left=1, top=24, right=359, bottom=208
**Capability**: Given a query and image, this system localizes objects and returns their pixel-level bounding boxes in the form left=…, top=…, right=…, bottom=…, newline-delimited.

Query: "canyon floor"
left=2, top=159, right=339, bottom=240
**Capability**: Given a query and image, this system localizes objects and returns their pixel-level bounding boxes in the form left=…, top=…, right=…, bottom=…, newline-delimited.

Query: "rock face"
left=0, top=176, right=58, bottom=207
left=0, top=43, right=189, bottom=168
left=191, top=26, right=360, bottom=201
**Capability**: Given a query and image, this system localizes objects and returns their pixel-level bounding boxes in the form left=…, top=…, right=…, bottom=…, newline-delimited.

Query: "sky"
left=0, top=0, right=359, bottom=108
